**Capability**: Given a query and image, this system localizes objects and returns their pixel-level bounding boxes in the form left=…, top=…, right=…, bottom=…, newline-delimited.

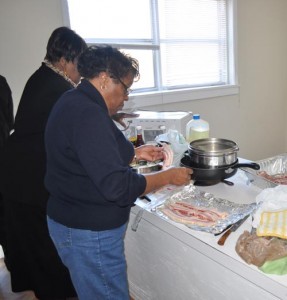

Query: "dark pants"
left=0, top=193, right=7, bottom=254
left=4, top=200, right=77, bottom=299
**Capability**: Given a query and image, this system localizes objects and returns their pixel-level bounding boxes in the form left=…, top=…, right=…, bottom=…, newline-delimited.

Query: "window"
left=62, top=0, right=238, bottom=107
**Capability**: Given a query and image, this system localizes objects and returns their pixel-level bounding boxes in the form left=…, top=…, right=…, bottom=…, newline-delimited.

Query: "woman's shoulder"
left=24, top=64, right=72, bottom=94
left=0, top=75, right=8, bottom=87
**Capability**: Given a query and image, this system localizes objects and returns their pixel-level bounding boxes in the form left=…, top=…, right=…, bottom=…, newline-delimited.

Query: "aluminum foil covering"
left=155, top=184, right=256, bottom=234
left=242, top=154, right=287, bottom=189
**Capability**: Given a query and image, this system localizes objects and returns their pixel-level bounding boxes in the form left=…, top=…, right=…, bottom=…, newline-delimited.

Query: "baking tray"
left=155, top=184, right=256, bottom=234
left=241, top=153, right=287, bottom=189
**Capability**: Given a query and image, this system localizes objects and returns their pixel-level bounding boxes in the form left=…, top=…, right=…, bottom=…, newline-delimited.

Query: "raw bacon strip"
left=160, top=200, right=227, bottom=226
left=174, top=202, right=225, bottom=219
left=162, top=143, right=173, bottom=169
left=258, top=171, right=287, bottom=185
left=168, top=204, right=216, bottom=222
left=161, top=207, right=217, bottom=226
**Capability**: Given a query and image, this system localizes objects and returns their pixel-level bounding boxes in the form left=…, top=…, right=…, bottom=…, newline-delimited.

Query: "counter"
left=124, top=169, right=287, bottom=300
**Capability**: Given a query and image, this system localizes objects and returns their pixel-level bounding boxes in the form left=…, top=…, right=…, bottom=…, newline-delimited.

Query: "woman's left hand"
left=135, top=144, right=164, bottom=162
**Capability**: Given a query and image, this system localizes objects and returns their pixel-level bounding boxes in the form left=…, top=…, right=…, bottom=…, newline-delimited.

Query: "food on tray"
left=160, top=201, right=227, bottom=226
left=155, top=185, right=256, bottom=234
left=235, top=230, right=287, bottom=267
left=242, top=154, right=287, bottom=189
left=257, top=171, right=287, bottom=185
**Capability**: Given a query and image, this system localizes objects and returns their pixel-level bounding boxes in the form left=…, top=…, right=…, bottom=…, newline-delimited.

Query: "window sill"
left=124, top=85, right=239, bottom=110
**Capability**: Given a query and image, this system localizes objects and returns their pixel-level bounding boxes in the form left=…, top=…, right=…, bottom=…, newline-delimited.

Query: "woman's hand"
left=167, top=167, right=192, bottom=186
left=143, top=166, right=193, bottom=195
left=135, top=144, right=164, bottom=162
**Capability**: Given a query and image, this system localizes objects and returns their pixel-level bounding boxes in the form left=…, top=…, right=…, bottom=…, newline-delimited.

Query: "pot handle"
left=233, top=162, right=260, bottom=170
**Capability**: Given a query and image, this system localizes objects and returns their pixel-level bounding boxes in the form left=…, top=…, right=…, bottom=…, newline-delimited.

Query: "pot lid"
left=189, top=138, right=239, bottom=155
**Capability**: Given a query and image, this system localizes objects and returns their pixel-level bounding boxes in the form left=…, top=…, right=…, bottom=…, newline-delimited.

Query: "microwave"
left=124, top=110, right=192, bottom=142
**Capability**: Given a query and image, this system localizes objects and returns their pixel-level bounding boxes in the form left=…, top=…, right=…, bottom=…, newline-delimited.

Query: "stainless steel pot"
left=188, top=138, right=239, bottom=167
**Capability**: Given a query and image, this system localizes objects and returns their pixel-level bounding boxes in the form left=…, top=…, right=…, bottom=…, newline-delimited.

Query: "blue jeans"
left=47, top=217, right=129, bottom=300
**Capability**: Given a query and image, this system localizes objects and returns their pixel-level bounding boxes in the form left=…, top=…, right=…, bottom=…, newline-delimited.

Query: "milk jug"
left=186, top=114, right=209, bottom=143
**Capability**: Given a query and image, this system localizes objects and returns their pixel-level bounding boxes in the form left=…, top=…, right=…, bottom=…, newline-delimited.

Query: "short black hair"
left=77, top=45, right=140, bottom=81
left=45, top=27, right=87, bottom=63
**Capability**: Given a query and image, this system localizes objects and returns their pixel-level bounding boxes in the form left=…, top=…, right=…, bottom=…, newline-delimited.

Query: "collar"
left=43, top=59, right=77, bottom=88
left=77, top=79, right=108, bottom=113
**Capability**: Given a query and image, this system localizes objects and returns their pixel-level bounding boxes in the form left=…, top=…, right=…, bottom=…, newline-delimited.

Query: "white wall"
left=1, top=0, right=287, bottom=161
left=0, top=0, right=64, bottom=108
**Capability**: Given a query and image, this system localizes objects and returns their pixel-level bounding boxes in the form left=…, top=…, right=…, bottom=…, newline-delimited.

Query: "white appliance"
left=125, top=110, right=192, bottom=142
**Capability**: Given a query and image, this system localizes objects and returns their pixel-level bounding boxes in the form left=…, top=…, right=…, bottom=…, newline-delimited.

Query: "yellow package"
left=256, top=210, right=287, bottom=239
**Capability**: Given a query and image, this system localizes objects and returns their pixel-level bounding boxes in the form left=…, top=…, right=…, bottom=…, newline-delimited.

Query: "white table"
left=125, top=170, right=287, bottom=300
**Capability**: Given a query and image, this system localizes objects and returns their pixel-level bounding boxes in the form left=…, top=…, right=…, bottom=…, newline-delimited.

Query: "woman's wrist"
left=134, top=149, right=140, bottom=162
left=131, top=153, right=139, bottom=164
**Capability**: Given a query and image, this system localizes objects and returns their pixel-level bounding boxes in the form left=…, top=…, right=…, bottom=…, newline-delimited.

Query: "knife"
left=217, top=214, right=249, bottom=246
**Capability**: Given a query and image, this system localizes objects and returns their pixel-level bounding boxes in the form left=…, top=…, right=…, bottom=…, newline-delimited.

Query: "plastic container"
left=186, top=114, right=209, bottom=143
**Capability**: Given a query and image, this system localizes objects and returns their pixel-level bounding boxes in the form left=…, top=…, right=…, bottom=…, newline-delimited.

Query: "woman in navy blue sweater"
left=45, top=45, right=192, bottom=300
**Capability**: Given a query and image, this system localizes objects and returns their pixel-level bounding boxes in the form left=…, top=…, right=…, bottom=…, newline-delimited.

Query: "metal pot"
left=188, top=138, right=239, bottom=167
left=180, top=154, right=260, bottom=184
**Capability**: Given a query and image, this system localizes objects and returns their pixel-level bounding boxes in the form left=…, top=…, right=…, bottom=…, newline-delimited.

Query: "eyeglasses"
left=111, top=76, right=132, bottom=96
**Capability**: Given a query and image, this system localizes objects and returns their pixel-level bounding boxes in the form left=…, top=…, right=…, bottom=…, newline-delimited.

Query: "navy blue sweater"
left=45, top=79, right=146, bottom=230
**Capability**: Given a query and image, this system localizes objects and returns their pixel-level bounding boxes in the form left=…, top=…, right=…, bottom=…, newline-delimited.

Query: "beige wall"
left=0, top=0, right=64, bottom=108
left=1, top=0, right=287, bottom=161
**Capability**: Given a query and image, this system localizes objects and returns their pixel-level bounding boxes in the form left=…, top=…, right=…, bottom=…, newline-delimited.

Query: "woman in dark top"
left=0, top=75, right=14, bottom=149
left=1, top=27, right=87, bottom=299
left=45, top=45, right=192, bottom=299
left=0, top=75, right=14, bottom=255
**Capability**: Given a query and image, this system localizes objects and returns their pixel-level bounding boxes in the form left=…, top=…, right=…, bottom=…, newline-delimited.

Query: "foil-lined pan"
left=155, top=185, right=256, bottom=234
left=242, top=153, right=287, bottom=189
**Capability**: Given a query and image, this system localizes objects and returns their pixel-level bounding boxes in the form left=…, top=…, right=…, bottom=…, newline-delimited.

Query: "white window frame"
left=61, top=0, right=238, bottom=109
